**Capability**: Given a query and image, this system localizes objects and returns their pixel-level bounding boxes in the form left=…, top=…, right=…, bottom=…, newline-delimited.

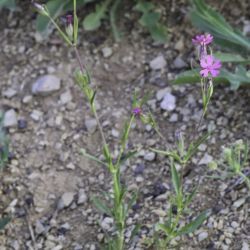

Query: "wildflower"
left=192, top=34, right=213, bottom=46
left=132, top=107, right=142, bottom=116
left=65, top=14, right=73, bottom=40
left=200, top=55, right=222, bottom=78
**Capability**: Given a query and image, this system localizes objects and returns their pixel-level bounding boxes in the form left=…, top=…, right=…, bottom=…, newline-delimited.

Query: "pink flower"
left=132, top=107, right=142, bottom=116
left=192, top=34, right=213, bottom=46
left=200, top=55, right=222, bottom=78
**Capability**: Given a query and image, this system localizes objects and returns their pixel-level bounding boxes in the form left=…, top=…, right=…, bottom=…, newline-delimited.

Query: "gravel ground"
left=0, top=1, right=250, bottom=250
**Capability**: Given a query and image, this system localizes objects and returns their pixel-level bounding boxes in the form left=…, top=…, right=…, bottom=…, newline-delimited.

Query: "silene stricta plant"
left=33, top=1, right=224, bottom=248
left=148, top=34, right=222, bottom=249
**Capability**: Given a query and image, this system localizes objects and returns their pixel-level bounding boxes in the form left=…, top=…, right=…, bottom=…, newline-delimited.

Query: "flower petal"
left=200, top=69, right=209, bottom=77
left=200, top=57, right=208, bottom=68
left=210, top=69, right=219, bottom=77
left=212, top=60, right=222, bottom=69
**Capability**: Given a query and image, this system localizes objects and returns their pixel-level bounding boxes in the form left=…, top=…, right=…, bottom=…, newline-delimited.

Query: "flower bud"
left=32, top=2, right=48, bottom=16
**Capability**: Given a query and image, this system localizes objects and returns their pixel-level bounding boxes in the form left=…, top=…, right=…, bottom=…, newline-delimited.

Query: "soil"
left=0, top=1, right=250, bottom=250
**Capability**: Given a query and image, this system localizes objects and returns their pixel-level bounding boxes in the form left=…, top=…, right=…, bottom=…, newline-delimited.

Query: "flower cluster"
left=193, top=33, right=222, bottom=78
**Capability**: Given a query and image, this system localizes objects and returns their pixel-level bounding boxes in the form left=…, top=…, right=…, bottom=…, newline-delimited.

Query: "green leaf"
left=213, top=52, right=250, bottom=64
left=126, top=191, right=137, bottom=215
left=134, top=1, right=154, bottom=13
left=36, top=0, right=70, bottom=35
left=129, top=224, right=141, bottom=243
left=0, top=0, right=15, bottom=10
left=83, top=0, right=111, bottom=31
left=139, top=12, right=160, bottom=28
left=177, top=209, right=210, bottom=235
left=91, top=196, right=112, bottom=216
left=171, top=162, right=181, bottom=196
left=80, top=148, right=106, bottom=166
left=149, top=24, right=168, bottom=43
left=190, top=0, right=250, bottom=52
left=0, top=217, right=10, bottom=230
left=155, top=223, right=172, bottom=235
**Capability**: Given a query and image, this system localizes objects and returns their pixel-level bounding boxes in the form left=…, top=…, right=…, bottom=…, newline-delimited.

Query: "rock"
left=169, top=113, right=178, bottom=122
left=30, top=110, right=43, bottom=121
left=35, top=220, right=45, bottom=235
left=198, top=231, right=208, bottom=242
left=242, top=242, right=249, bottom=250
left=134, top=164, right=145, bottom=175
left=156, top=87, right=170, bottom=101
left=150, top=55, right=166, bottom=70
left=102, top=47, right=113, bottom=58
left=100, top=217, right=113, bottom=231
left=199, top=153, right=213, bottom=165
left=160, top=92, right=176, bottom=111
left=66, top=163, right=75, bottom=170
left=174, top=39, right=184, bottom=51
left=85, top=118, right=97, bottom=134
left=60, top=90, right=72, bottom=104
left=32, top=75, right=61, bottom=96
left=57, top=192, right=75, bottom=210
left=3, top=109, right=18, bottom=127
left=111, top=128, right=119, bottom=138
left=2, top=88, right=17, bottom=98
left=144, top=152, right=156, bottom=161
left=77, top=189, right=87, bottom=205
left=22, top=95, right=33, bottom=104
left=233, top=197, right=245, bottom=208
left=173, top=57, right=187, bottom=69
left=18, top=119, right=27, bottom=129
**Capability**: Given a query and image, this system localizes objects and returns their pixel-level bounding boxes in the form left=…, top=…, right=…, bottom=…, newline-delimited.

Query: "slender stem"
left=73, top=46, right=86, bottom=73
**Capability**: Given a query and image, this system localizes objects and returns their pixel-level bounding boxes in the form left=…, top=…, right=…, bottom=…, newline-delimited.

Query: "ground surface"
left=0, top=1, right=250, bottom=250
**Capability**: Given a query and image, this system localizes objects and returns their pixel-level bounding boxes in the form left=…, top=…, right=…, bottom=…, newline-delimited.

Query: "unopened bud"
left=32, top=2, right=48, bottom=16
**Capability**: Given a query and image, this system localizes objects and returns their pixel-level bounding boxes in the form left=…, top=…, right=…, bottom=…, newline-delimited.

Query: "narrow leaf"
left=91, top=197, right=112, bottom=216
left=171, top=162, right=181, bottom=196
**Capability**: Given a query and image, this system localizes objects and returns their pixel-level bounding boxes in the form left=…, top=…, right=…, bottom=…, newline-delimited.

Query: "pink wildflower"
left=192, top=34, right=213, bottom=46
left=132, top=107, right=142, bottom=116
left=200, top=55, right=222, bottom=78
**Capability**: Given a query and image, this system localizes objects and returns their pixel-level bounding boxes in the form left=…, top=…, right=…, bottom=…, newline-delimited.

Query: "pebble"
left=233, top=197, right=245, bottom=208
left=3, top=109, right=18, bottom=127
left=60, top=90, right=72, bottom=104
left=85, top=118, right=97, bottom=134
left=156, top=87, right=170, bottom=101
left=242, top=242, right=249, bottom=250
left=32, top=75, right=61, bottom=96
left=150, top=55, right=166, bottom=70
left=169, top=113, right=178, bottom=122
left=173, top=56, right=187, bottom=69
left=199, top=153, right=213, bottom=165
left=198, top=231, right=208, bottom=242
left=77, top=189, right=87, bottom=205
left=18, top=119, right=27, bottom=129
left=35, top=220, right=45, bottom=235
left=2, top=88, right=17, bottom=98
left=160, top=92, right=176, bottom=111
left=144, top=152, right=156, bottom=161
left=57, top=192, right=75, bottom=210
left=102, top=47, right=113, bottom=58
left=66, top=163, right=75, bottom=170
left=101, top=217, right=113, bottom=231
left=30, top=110, right=43, bottom=121
left=111, top=128, right=119, bottom=138
left=22, top=95, right=33, bottom=104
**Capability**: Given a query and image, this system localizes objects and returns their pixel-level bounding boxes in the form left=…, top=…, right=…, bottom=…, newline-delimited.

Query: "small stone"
left=233, top=197, right=245, bottom=208
left=100, top=217, right=113, bottom=231
left=199, top=153, right=213, bottom=165
left=22, top=95, right=32, bottom=104
left=77, top=189, right=87, bottom=205
left=173, top=57, right=187, bottom=69
left=242, top=241, right=249, bottom=250
left=57, top=192, right=75, bottom=210
left=156, top=87, right=170, bottom=101
left=102, top=47, right=113, bottom=58
left=85, top=118, right=97, bottom=134
left=66, top=163, right=75, bottom=170
left=169, top=113, right=178, bottom=122
left=60, top=90, right=72, bottom=104
left=144, top=152, right=156, bottom=161
left=3, top=109, right=18, bottom=127
left=231, top=221, right=239, bottom=228
left=150, top=55, right=166, bottom=70
left=2, top=88, right=17, bottom=98
left=111, top=128, right=119, bottom=138
left=30, top=110, right=43, bottom=121
left=160, top=92, right=176, bottom=111
left=134, top=164, right=145, bottom=175
left=174, top=39, right=184, bottom=51
left=18, top=119, right=27, bottom=129
left=198, top=231, right=208, bottom=242
left=32, top=75, right=61, bottom=96
left=35, top=220, right=45, bottom=235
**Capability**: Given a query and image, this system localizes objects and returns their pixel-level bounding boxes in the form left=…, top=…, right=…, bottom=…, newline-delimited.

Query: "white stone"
left=144, top=152, right=156, bottom=162
left=150, top=55, right=166, bottom=70
left=77, top=189, right=87, bottom=205
left=199, top=153, right=213, bottom=165
left=2, top=88, right=17, bottom=98
left=30, top=110, right=43, bottom=121
left=160, top=92, right=176, bottom=111
left=198, top=231, right=208, bottom=242
left=57, top=192, right=75, bottom=209
left=60, top=90, right=72, bottom=104
left=32, top=75, right=61, bottom=96
left=242, top=242, right=249, bottom=250
left=85, top=118, right=97, bottom=134
left=101, top=217, right=113, bottom=231
left=102, top=47, right=113, bottom=58
left=3, top=109, right=17, bottom=127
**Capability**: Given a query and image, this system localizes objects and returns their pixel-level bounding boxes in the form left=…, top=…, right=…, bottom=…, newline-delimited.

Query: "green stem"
left=110, top=0, right=121, bottom=42
left=239, top=172, right=250, bottom=190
